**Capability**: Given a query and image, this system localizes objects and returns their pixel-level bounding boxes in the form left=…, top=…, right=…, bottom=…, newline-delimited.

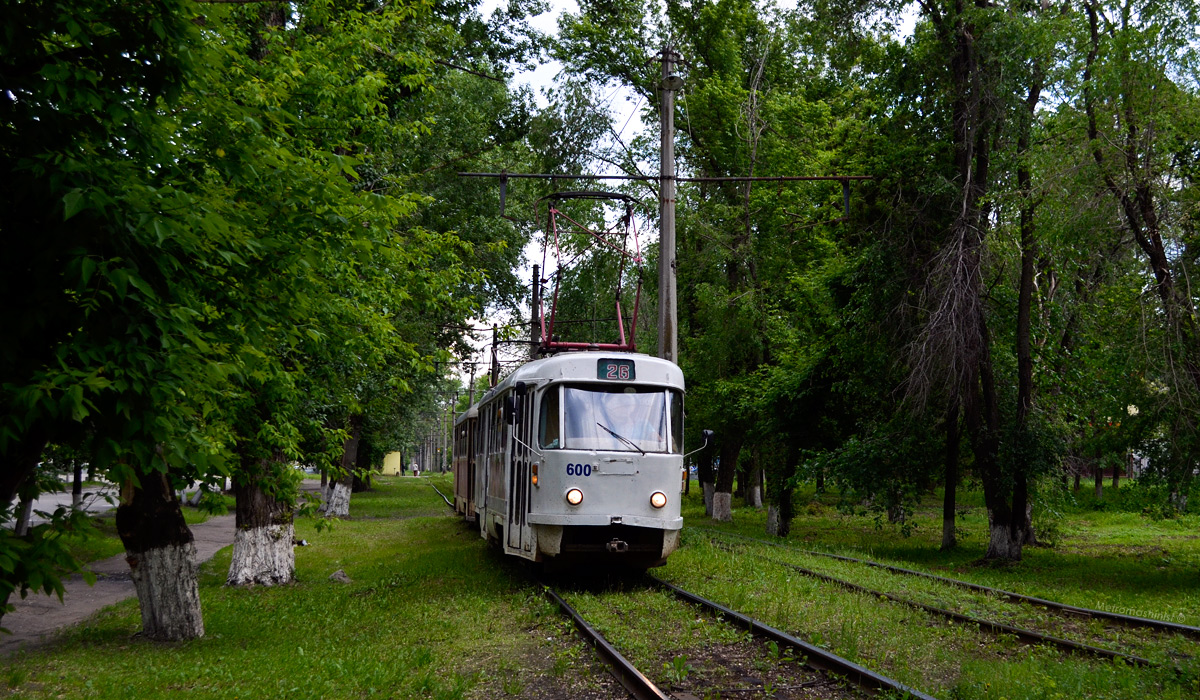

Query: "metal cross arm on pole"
left=457, top=172, right=872, bottom=183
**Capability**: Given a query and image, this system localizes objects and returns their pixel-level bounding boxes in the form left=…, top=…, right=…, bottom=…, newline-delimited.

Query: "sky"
left=454, top=1, right=917, bottom=387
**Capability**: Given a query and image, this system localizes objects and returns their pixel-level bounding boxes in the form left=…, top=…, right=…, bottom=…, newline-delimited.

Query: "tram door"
left=463, top=417, right=477, bottom=522
left=506, top=383, right=535, bottom=556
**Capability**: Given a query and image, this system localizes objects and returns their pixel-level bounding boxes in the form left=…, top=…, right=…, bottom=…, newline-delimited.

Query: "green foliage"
left=0, top=476, right=616, bottom=699
left=1, top=0, right=550, bottom=629
left=802, top=412, right=942, bottom=531
left=662, top=654, right=694, bottom=685
left=0, top=507, right=97, bottom=620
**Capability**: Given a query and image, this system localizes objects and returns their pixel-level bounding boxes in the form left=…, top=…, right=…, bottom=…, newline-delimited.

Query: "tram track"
left=540, top=575, right=937, bottom=700
left=726, top=544, right=1155, bottom=667
left=698, top=528, right=1200, bottom=641
left=426, top=478, right=455, bottom=511
left=698, top=529, right=1194, bottom=671
left=542, top=583, right=670, bottom=700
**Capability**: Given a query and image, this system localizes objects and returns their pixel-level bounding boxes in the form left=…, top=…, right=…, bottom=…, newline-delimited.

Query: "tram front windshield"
left=539, top=385, right=681, bottom=454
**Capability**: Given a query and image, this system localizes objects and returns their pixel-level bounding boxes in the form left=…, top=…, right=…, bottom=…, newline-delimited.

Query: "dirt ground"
left=0, top=513, right=236, bottom=657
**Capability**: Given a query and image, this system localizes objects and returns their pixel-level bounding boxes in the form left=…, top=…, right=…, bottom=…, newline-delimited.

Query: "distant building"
left=381, top=452, right=405, bottom=476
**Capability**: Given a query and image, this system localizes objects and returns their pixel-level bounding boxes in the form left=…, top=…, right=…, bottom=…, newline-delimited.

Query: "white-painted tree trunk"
left=703, top=482, right=714, bottom=517
left=985, top=509, right=1024, bottom=561
left=765, top=504, right=781, bottom=536
left=227, top=523, right=295, bottom=586
left=14, top=496, right=32, bottom=536
left=127, top=542, right=205, bottom=640
left=746, top=484, right=762, bottom=508
left=712, top=491, right=732, bottom=522
left=323, top=481, right=351, bottom=517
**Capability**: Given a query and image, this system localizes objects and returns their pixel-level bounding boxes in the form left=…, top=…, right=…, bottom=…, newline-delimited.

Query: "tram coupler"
left=605, top=539, right=629, bottom=553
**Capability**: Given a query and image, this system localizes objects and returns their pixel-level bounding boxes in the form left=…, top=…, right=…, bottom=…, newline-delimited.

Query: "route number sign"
left=597, top=359, right=635, bottom=381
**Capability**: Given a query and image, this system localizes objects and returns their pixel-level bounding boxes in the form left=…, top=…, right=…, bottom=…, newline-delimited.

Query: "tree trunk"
left=1073, top=471, right=1081, bottom=491
left=765, top=504, right=781, bottom=536
left=777, top=483, right=794, bottom=539
left=227, top=457, right=294, bottom=586
left=942, top=395, right=960, bottom=550
left=745, top=462, right=762, bottom=508
left=1094, top=457, right=1103, bottom=500
left=973, top=314, right=1030, bottom=561
left=711, top=491, right=732, bottom=522
left=322, top=414, right=363, bottom=517
left=324, top=477, right=352, bottom=516
left=713, top=434, right=742, bottom=523
left=351, top=434, right=373, bottom=493
left=765, top=451, right=796, bottom=538
left=72, top=459, right=83, bottom=509
left=1, top=429, right=46, bottom=510
left=1022, top=501, right=1039, bottom=546
left=1012, top=65, right=1043, bottom=552
left=115, top=471, right=204, bottom=641
left=914, top=4, right=1025, bottom=561
left=985, top=508, right=1024, bottom=560
left=698, top=449, right=714, bottom=516
left=14, top=494, right=33, bottom=536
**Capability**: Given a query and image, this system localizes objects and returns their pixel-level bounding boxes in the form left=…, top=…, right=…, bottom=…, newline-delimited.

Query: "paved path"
left=0, top=513, right=236, bottom=657
left=1, top=485, right=118, bottom=529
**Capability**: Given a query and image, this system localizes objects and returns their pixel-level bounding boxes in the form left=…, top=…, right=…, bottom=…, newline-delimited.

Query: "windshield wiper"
left=596, top=422, right=645, bottom=456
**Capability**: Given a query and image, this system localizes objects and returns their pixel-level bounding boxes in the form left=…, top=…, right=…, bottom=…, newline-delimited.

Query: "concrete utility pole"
left=657, top=46, right=682, bottom=363
left=490, top=323, right=499, bottom=387
left=531, top=264, right=541, bottom=359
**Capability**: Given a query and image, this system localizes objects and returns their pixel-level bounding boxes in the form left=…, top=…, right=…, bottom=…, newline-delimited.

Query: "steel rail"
left=540, top=584, right=671, bottom=700
left=698, top=528, right=1200, bottom=640
left=426, top=480, right=455, bottom=511
left=648, top=576, right=939, bottom=700
left=732, top=550, right=1157, bottom=668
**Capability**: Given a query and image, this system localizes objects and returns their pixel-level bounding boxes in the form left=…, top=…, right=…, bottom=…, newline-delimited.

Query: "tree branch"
left=432, top=58, right=505, bottom=84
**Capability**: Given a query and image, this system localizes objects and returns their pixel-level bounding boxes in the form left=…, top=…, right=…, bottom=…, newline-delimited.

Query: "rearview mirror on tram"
left=683, top=429, right=715, bottom=459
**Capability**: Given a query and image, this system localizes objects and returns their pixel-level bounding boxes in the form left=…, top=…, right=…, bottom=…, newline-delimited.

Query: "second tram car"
left=452, top=351, right=686, bottom=568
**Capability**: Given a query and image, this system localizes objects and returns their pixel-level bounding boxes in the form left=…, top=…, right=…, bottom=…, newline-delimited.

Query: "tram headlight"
left=650, top=491, right=667, bottom=509
left=565, top=488, right=584, bottom=506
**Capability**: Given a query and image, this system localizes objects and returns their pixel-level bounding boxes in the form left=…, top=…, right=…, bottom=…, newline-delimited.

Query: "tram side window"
left=670, top=390, right=683, bottom=454
left=493, top=401, right=503, bottom=454
left=538, top=386, right=560, bottom=449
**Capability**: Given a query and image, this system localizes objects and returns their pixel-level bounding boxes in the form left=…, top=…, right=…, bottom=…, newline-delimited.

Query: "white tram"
left=452, top=351, right=686, bottom=568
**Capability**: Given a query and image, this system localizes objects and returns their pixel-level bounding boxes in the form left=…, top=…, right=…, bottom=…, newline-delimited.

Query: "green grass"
left=663, top=482, right=1200, bottom=699
left=57, top=516, right=125, bottom=565
left=344, top=474, right=454, bottom=520
left=5, top=474, right=613, bottom=700
left=10, top=475, right=1199, bottom=700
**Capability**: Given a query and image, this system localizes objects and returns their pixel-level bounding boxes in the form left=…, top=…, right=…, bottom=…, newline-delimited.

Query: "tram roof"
left=477, top=351, right=684, bottom=408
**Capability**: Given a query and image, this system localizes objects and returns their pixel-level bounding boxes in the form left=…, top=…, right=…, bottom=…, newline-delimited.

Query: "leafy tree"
left=0, top=0, right=525, bottom=636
